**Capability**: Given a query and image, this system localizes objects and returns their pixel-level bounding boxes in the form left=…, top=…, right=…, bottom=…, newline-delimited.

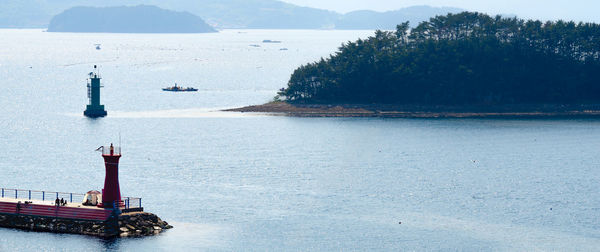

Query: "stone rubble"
left=118, top=212, right=173, bottom=237
left=0, top=211, right=172, bottom=237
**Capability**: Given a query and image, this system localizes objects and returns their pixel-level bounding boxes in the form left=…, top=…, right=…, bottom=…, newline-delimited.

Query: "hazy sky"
left=281, top=0, right=600, bottom=22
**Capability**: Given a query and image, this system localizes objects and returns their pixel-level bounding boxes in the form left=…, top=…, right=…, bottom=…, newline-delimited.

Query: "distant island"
left=229, top=12, right=600, bottom=118
left=335, top=6, right=464, bottom=30
left=47, top=5, right=216, bottom=33
left=2, top=0, right=461, bottom=30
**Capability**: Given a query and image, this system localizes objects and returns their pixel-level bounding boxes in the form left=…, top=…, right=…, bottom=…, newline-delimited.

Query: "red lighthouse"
left=99, top=144, right=123, bottom=208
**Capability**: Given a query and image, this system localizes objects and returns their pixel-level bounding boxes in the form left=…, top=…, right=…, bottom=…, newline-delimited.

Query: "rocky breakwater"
left=118, top=212, right=173, bottom=237
left=0, top=211, right=172, bottom=237
left=0, top=213, right=111, bottom=236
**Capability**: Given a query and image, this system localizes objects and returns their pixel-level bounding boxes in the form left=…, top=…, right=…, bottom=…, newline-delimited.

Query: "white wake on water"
left=65, top=108, right=271, bottom=118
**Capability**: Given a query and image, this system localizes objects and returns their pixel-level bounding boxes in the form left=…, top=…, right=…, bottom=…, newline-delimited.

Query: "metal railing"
left=1, top=187, right=141, bottom=209
left=1, top=188, right=85, bottom=204
left=123, top=197, right=142, bottom=209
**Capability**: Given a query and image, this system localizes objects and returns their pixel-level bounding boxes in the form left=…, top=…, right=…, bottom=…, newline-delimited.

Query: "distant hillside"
left=1, top=0, right=462, bottom=30
left=335, top=6, right=464, bottom=30
left=0, top=0, right=339, bottom=29
left=47, top=5, right=216, bottom=33
left=173, top=0, right=339, bottom=29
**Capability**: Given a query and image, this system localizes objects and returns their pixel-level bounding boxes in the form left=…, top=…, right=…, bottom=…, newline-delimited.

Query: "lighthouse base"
left=84, top=106, right=107, bottom=118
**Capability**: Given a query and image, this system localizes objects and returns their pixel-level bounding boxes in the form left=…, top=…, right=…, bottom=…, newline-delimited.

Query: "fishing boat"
left=162, top=83, right=198, bottom=92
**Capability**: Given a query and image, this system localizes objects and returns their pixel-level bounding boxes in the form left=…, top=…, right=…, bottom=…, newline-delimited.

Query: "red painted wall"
left=0, top=202, right=111, bottom=221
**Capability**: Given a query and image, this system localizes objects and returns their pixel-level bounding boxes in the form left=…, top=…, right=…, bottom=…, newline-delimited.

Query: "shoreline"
left=224, top=102, right=600, bottom=118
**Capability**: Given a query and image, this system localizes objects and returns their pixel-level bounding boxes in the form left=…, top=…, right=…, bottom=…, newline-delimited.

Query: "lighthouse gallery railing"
left=101, top=146, right=121, bottom=155
left=0, top=187, right=141, bottom=209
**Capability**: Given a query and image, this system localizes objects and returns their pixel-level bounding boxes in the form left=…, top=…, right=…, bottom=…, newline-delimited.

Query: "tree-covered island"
left=230, top=12, right=600, bottom=117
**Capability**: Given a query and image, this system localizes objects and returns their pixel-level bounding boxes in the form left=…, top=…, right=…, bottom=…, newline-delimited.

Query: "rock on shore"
left=118, top=212, right=172, bottom=237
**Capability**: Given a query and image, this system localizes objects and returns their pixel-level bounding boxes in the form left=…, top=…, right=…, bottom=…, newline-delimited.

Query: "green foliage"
left=282, top=12, right=600, bottom=105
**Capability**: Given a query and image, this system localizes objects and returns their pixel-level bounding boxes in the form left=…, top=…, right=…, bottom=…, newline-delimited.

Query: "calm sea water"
left=1, top=29, right=600, bottom=251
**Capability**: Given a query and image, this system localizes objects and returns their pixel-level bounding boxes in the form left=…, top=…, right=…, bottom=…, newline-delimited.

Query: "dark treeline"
left=281, top=12, right=600, bottom=105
